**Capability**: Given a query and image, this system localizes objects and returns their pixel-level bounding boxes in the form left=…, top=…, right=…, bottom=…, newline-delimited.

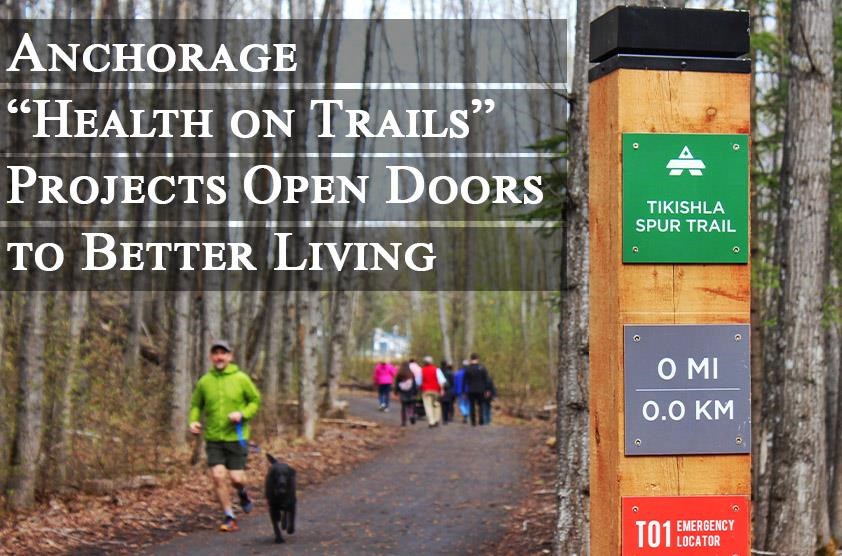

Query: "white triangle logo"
left=667, top=146, right=705, bottom=176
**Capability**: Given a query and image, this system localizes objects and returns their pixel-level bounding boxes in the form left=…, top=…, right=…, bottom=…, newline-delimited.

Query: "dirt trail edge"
left=147, top=395, right=530, bottom=555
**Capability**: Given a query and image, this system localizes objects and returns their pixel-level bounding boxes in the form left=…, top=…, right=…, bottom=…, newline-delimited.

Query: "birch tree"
left=553, top=0, right=593, bottom=549
left=289, top=0, right=332, bottom=441
left=554, top=0, right=624, bottom=551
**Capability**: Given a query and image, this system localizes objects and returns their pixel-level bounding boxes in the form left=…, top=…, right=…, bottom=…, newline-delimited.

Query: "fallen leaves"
left=489, top=421, right=556, bottom=555
left=0, top=419, right=400, bottom=555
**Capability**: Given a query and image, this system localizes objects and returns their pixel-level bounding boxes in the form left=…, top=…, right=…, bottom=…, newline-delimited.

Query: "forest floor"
left=0, top=393, right=555, bottom=555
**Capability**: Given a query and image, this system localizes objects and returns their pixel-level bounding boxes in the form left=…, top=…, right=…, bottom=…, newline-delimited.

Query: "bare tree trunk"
left=460, top=4, right=482, bottom=357
left=238, top=10, right=285, bottom=428
left=166, top=9, right=202, bottom=448
left=290, top=0, right=333, bottom=440
left=324, top=1, right=380, bottom=413
left=6, top=5, right=66, bottom=509
left=250, top=193, right=282, bottom=409
left=409, top=292, right=423, bottom=326
left=169, top=290, right=193, bottom=446
left=124, top=4, right=174, bottom=373
left=261, top=290, right=283, bottom=427
left=553, top=0, right=592, bottom=550
left=0, top=291, right=7, bottom=475
left=0, top=6, right=23, bottom=485
left=6, top=291, right=47, bottom=510
left=752, top=0, right=786, bottom=539
left=201, top=7, right=230, bottom=354
left=124, top=41, right=150, bottom=358
left=554, top=0, right=626, bottom=550
left=324, top=294, right=350, bottom=415
left=55, top=289, right=89, bottom=483
left=298, top=291, right=320, bottom=441
left=45, top=1, right=99, bottom=486
left=313, top=7, right=342, bottom=415
left=409, top=15, right=453, bottom=365
left=202, top=291, right=226, bottom=349
left=763, top=0, right=834, bottom=550
left=437, top=292, right=454, bottom=363
left=0, top=10, right=8, bottom=366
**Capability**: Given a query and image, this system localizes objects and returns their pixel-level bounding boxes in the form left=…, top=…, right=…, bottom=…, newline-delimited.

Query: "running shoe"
left=219, top=515, right=238, bottom=532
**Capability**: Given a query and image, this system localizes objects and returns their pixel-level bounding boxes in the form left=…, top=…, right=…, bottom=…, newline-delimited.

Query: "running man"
left=189, top=340, right=262, bottom=532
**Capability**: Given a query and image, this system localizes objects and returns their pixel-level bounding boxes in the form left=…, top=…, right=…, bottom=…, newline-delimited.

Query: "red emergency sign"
left=622, top=495, right=749, bottom=555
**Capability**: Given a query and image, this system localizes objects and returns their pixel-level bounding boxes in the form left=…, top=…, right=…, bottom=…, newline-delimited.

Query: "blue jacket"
left=453, top=368, right=466, bottom=396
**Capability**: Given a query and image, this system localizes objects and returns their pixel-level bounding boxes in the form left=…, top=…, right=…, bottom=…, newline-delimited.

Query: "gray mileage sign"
left=624, top=324, right=750, bottom=456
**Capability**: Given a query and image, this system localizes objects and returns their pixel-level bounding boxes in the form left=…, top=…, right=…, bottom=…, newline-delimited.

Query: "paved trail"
left=149, top=395, right=529, bottom=555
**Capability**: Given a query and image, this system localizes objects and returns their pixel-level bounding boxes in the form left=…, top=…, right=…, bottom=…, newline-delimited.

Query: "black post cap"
left=590, top=7, right=749, bottom=64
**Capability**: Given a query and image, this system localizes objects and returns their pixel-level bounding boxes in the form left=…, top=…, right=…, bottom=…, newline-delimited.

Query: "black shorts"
left=206, top=441, right=248, bottom=470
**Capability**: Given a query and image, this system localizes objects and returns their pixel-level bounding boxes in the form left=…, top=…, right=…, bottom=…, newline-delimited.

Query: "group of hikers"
left=372, top=353, right=497, bottom=428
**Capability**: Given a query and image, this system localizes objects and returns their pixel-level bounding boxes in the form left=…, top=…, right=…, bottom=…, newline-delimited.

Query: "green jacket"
left=188, top=363, right=261, bottom=442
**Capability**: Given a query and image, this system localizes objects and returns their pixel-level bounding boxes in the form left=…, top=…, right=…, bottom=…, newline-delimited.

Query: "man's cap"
left=423, top=355, right=433, bottom=364
left=210, top=339, right=233, bottom=352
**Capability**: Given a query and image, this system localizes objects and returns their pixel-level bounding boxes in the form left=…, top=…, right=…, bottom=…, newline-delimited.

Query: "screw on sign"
left=621, top=496, right=749, bottom=555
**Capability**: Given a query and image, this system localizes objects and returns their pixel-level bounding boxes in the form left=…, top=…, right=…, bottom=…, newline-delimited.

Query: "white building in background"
left=372, top=326, right=410, bottom=359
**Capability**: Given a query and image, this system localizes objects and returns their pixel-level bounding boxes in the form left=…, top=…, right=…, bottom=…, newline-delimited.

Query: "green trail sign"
left=622, top=133, right=749, bottom=264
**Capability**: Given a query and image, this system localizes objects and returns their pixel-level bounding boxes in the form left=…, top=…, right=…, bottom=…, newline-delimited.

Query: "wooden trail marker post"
left=587, top=7, right=752, bottom=555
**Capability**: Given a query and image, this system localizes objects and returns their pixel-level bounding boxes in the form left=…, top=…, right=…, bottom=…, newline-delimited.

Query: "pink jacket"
left=373, top=362, right=397, bottom=385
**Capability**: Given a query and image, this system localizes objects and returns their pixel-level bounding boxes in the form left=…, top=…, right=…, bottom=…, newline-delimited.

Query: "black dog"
left=265, top=453, right=296, bottom=544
